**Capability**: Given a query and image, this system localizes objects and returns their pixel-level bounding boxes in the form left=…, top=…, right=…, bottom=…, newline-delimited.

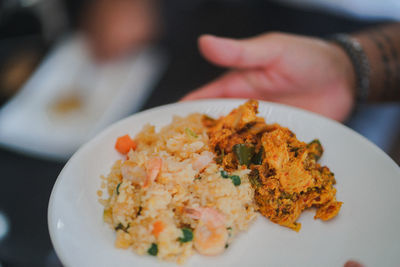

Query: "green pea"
left=178, top=228, right=193, bottom=243
left=220, top=170, right=229, bottom=178
left=147, top=243, right=158, bottom=256
left=230, top=175, right=241, bottom=186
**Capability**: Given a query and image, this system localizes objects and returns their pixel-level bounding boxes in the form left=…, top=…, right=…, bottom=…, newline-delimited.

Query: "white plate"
left=48, top=99, right=400, bottom=267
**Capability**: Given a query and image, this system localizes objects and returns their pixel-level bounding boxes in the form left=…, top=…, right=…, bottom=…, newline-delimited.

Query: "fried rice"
left=98, top=113, right=257, bottom=264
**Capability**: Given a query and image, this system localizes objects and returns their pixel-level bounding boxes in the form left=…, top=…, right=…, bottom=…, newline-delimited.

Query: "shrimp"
left=192, top=151, right=214, bottom=172
left=144, top=157, right=162, bottom=188
left=120, top=161, right=146, bottom=185
left=185, top=207, right=228, bottom=256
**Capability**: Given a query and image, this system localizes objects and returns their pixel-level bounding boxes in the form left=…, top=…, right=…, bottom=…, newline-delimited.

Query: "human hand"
left=182, top=33, right=356, bottom=121
left=82, top=0, right=159, bottom=61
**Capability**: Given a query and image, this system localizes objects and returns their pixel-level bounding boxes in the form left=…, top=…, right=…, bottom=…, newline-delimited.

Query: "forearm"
left=352, top=23, right=400, bottom=102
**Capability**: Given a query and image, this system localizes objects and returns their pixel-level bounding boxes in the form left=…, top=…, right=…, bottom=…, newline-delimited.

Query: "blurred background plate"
left=0, top=34, right=166, bottom=160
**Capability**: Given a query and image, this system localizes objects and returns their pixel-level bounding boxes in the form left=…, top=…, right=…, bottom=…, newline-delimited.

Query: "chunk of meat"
left=262, top=129, right=290, bottom=170
left=203, top=100, right=342, bottom=231
left=222, top=99, right=258, bottom=130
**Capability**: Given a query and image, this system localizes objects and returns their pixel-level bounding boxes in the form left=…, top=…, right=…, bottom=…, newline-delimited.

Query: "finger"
left=344, top=260, right=364, bottom=267
left=198, top=34, right=283, bottom=68
left=181, top=71, right=265, bottom=101
left=182, top=71, right=254, bottom=101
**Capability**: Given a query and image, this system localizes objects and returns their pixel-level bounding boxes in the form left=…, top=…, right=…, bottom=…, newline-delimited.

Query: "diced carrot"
left=151, top=221, right=165, bottom=237
left=115, top=134, right=137, bottom=154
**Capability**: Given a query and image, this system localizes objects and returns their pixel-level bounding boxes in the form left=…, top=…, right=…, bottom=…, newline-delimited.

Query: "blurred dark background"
left=0, top=0, right=398, bottom=266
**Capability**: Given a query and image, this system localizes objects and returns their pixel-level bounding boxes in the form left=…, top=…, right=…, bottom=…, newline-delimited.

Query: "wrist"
left=329, top=34, right=370, bottom=104
left=351, top=25, right=400, bottom=102
left=329, top=42, right=357, bottom=99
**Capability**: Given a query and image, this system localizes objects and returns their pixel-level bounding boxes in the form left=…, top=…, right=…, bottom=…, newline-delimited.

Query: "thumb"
left=198, top=34, right=282, bottom=68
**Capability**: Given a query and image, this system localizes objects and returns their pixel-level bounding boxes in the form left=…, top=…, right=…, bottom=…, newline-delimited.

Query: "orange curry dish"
left=203, top=100, right=342, bottom=231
